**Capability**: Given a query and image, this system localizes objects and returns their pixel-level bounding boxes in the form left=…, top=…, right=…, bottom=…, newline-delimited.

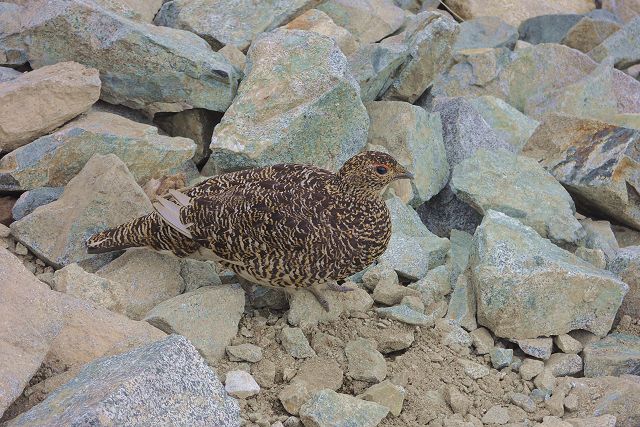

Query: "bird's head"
left=337, top=151, right=413, bottom=195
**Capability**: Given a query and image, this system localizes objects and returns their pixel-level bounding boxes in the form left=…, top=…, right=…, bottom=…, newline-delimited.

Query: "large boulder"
left=347, top=42, right=408, bottom=102
left=93, top=0, right=163, bottom=22
left=562, top=16, right=622, bottom=53
left=155, top=0, right=316, bottom=51
left=1, top=0, right=238, bottom=115
left=204, top=29, right=368, bottom=174
left=589, top=17, right=640, bottom=69
left=608, top=246, right=640, bottom=318
left=583, top=333, right=640, bottom=377
left=0, top=110, right=196, bottom=191
left=317, top=0, right=404, bottom=43
left=470, top=210, right=628, bottom=339
left=10, top=154, right=153, bottom=270
left=366, top=101, right=448, bottom=206
left=453, top=16, right=518, bottom=51
left=5, top=335, right=240, bottom=427
left=523, top=114, right=640, bottom=230
left=0, top=61, right=100, bottom=152
left=451, top=148, right=585, bottom=245
left=299, top=389, right=389, bottom=427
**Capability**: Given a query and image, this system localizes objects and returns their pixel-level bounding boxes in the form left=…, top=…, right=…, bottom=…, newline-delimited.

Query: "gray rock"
left=280, top=327, right=316, bottom=359
left=283, top=9, right=359, bottom=56
left=452, top=148, right=585, bottom=245
left=470, top=327, right=493, bottom=355
left=482, top=405, right=510, bottom=425
left=545, top=353, right=583, bottom=376
left=346, top=338, right=387, bottom=383
left=518, top=14, right=583, bottom=44
left=376, top=304, right=435, bottom=326
left=448, top=229, right=473, bottom=285
left=523, top=114, right=640, bottom=230
left=382, top=12, right=459, bottom=103
left=204, top=29, right=367, bottom=175
left=318, top=0, right=405, bottom=43
left=1, top=0, right=238, bottom=115
left=602, top=0, right=640, bottom=24
left=225, top=370, right=260, bottom=399
left=583, top=333, right=640, bottom=377
left=358, top=380, right=405, bottom=417
left=454, top=16, right=518, bottom=51
left=445, top=273, right=476, bottom=331
left=520, top=358, right=545, bottom=381
left=562, top=16, right=622, bottom=53
left=155, top=0, right=315, bottom=51
left=347, top=42, right=408, bottom=102
left=10, top=154, right=152, bottom=270
left=516, top=338, right=554, bottom=360
left=11, top=187, right=63, bottom=221
left=575, top=247, right=607, bottom=269
left=470, top=211, right=628, bottom=339
left=299, top=389, right=389, bottom=427
left=608, top=246, right=640, bottom=318
left=437, top=319, right=473, bottom=348
left=589, top=17, right=640, bottom=69
left=144, top=285, right=245, bottom=363
left=377, top=329, right=415, bottom=353
left=372, top=273, right=421, bottom=306
left=0, top=110, right=196, bottom=192
left=458, top=358, right=490, bottom=379
left=491, top=347, right=514, bottom=369
left=581, top=218, right=620, bottom=261
left=418, top=186, right=482, bottom=238
left=0, top=66, right=20, bottom=83
left=511, top=393, right=536, bottom=413
left=279, top=357, right=344, bottom=415
left=554, top=334, right=584, bottom=354
left=5, top=335, right=239, bottom=427
left=226, top=343, right=263, bottom=363
left=366, top=101, right=449, bottom=206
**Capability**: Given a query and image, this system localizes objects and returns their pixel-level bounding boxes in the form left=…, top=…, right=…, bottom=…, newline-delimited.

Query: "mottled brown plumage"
left=87, top=151, right=413, bottom=309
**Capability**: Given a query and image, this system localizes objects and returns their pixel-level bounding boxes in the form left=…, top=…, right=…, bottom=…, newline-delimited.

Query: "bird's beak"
left=394, top=166, right=414, bottom=181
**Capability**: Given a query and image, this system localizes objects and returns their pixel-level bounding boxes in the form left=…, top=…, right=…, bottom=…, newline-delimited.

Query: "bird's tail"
left=86, top=214, right=156, bottom=254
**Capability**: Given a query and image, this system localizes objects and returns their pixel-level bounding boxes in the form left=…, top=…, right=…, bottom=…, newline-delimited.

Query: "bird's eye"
left=376, top=165, right=388, bottom=175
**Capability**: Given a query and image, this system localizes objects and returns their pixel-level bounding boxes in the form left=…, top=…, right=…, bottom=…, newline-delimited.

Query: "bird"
left=86, top=151, right=413, bottom=310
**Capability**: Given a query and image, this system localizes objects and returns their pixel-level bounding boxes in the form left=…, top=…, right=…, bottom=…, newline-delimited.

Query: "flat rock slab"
left=583, top=333, right=640, bottom=377
left=5, top=335, right=240, bottom=427
left=470, top=210, right=628, bottom=339
left=0, top=61, right=100, bottom=152
left=299, top=389, right=389, bottom=427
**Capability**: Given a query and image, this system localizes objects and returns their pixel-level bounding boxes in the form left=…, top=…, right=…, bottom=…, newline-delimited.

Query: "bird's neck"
left=333, top=175, right=383, bottom=200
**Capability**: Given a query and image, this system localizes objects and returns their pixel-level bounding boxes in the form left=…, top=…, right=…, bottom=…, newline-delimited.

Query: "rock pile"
left=2, top=0, right=640, bottom=426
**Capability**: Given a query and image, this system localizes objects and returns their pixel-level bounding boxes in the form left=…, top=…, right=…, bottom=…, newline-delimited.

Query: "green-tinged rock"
left=454, top=16, right=518, bottom=51
left=445, top=273, right=476, bottom=331
left=583, top=333, right=640, bottom=377
left=1, top=0, right=238, bottom=115
left=299, top=389, right=389, bottom=427
left=516, top=338, right=553, bottom=360
left=226, top=343, right=263, bottom=363
left=0, top=110, right=195, bottom=191
left=366, top=101, right=448, bottom=206
left=562, top=16, right=622, bottom=53
left=318, top=0, right=405, bottom=43
left=465, top=96, right=539, bottom=152
left=5, top=335, right=240, bottom=427
left=10, top=154, right=152, bottom=270
left=347, top=42, right=408, bottom=102
left=451, top=148, right=585, bottom=245
left=589, top=17, right=640, bottom=69
left=280, top=327, right=316, bottom=359
left=376, top=304, right=434, bottom=326
left=603, top=0, right=640, bottom=23
left=545, top=353, right=583, bottom=376
left=93, top=0, right=163, bottom=22
left=143, top=285, right=245, bottom=363
left=608, top=247, right=640, bottom=319
left=518, top=14, right=583, bottom=44
left=204, top=29, right=368, bottom=175
left=0, top=66, right=20, bottom=83
left=491, top=347, right=513, bottom=369
left=380, top=196, right=450, bottom=279
left=345, top=338, right=387, bottom=383
left=284, top=9, right=359, bottom=56
left=448, top=229, right=473, bottom=285
left=382, top=12, right=459, bottom=103
left=523, top=114, right=640, bottom=230
left=155, top=0, right=315, bottom=51
left=470, top=210, right=628, bottom=339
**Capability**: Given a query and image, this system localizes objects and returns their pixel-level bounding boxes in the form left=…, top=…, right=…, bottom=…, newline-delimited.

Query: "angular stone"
left=518, top=14, right=583, bottom=44
left=454, top=16, right=518, bottom=51
left=0, top=62, right=100, bottom=152
left=581, top=218, right=620, bottom=261
left=376, top=305, right=434, bottom=326
left=546, top=353, right=583, bottom=377
left=470, top=211, right=628, bottom=339
left=10, top=154, right=152, bottom=269
left=144, top=285, right=245, bottom=362
left=583, top=333, right=640, bottom=377
left=511, top=393, right=536, bottom=413
left=92, top=0, right=163, bottom=22
left=280, top=327, right=316, bottom=359
left=362, top=262, right=398, bottom=291
left=458, top=358, right=490, bottom=380
left=284, top=9, right=359, bottom=56
left=218, top=45, right=246, bottom=72
left=226, top=343, right=263, bottom=363
left=452, top=148, right=584, bottom=245
left=377, top=329, right=415, bottom=354
left=443, top=0, right=594, bottom=27
left=225, top=370, right=260, bottom=399
left=0, top=66, right=20, bottom=83
left=346, top=338, right=387, bottom=383
left=562, top=16, right=622, bottom=53
left=418, top=186, right=482, bottom=238
left=288, top=285, right=373, bottom=329
left=11, top=187, right=63, bottom=221
left=603, top=0, right=640, bottom=23
left=347, top=42, right=408, bottom=102
left=358, top=380, right=405, bottom=417
left=575, top=247, right=607, bottom=269
left=279, top=382, right=311, bottom=416
left=608, top=247, right=640, bottom=318
left=299, top=389, right=389, bottom=427
left=566, top=415, right=617, bottom=427
left=524, top=114, right=640, bottom=230
left=1, top=110, right=195, bottom=192
left=205, top=29, right=367, bottom=175
left=2, top=0, right=238, bottom=115
left=555, top=334, right=584, bottom=354
left=491, top=348, right=513, bottom=369
left=156, top=0, right=314, bottom=51
left=589, top=17, right=640, bottom=69
left=520, top=358, right=544, bottom=381
left=372, top=277, right=421, bottom=306
left=437, top=319, right=473, bottom=348
left=448, top=229, right=473, bottom=286
left=465, top=96, right=539, bottom=153
left=6, top=335, right=239, bottom=426
left=470, top=327, right=493, bottom=355
left=516, top=338, right=553, bottom=360
left=382, top=12, right=459, bottom=103
left=318, top=0, right=404, bottom=43
left=446, top=273, right=476, bottom=331
left=366, top=101, right=448, bottom=206
left=534, top=369, right=557, bottom=394
left=444, top=385, right=471, bottom=415
left=482, top=405, right=510, bottom=425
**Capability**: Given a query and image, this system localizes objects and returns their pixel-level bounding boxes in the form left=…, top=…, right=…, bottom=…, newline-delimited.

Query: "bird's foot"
left=326, top=281, right=355, bottom=293
left=309, top=287, right=331, bottom=312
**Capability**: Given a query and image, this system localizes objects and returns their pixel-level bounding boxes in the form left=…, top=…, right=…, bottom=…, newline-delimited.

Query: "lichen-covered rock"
left=204, top=29, right=368, bottom=175
left=10, top=154, right=152, bottom=270
left=0, top=110, right=195, bottom=191
left=11, top=187, right=63, bottom=221
left=1, top=0, right=238, bottom=115
left=470, top=211, right=628, bottom=339
left=445, top=273, right=476, bottom=331
left=518, top=14, right=583, bottom=44
left=318, top=0, right=405, bottom=43
left=366, top=101, right=448, bottom=206
left=345, top=338, right=387, bottom=383
left=5, top=335, right=240, bottom=427
left=562, top=16, right=622, bottom=53
left=347, top=42, right=407, bottom=102
left=93, top=0, right=163, bottom=22
left=453, top=16, right=518, bottom=51
left=589, top=17, right=640, bottom=69
left=523, top=114, right=640, bottom=230
left=155, top=0, right=315, bottom=51
left=284, top=9, right=359, bottom=56
left=603, top=0, right=640, bottom=23
left=608, top=247, right=640, bottom=318
left=299, top=389, right=389, bottom=427
left=0, top=61, right=100, bottom=152
left=516, top=338, right=553, bottom=360
left=451, top=148, right=585, bottom=245
left=583, top=333, right=640, bottom=377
